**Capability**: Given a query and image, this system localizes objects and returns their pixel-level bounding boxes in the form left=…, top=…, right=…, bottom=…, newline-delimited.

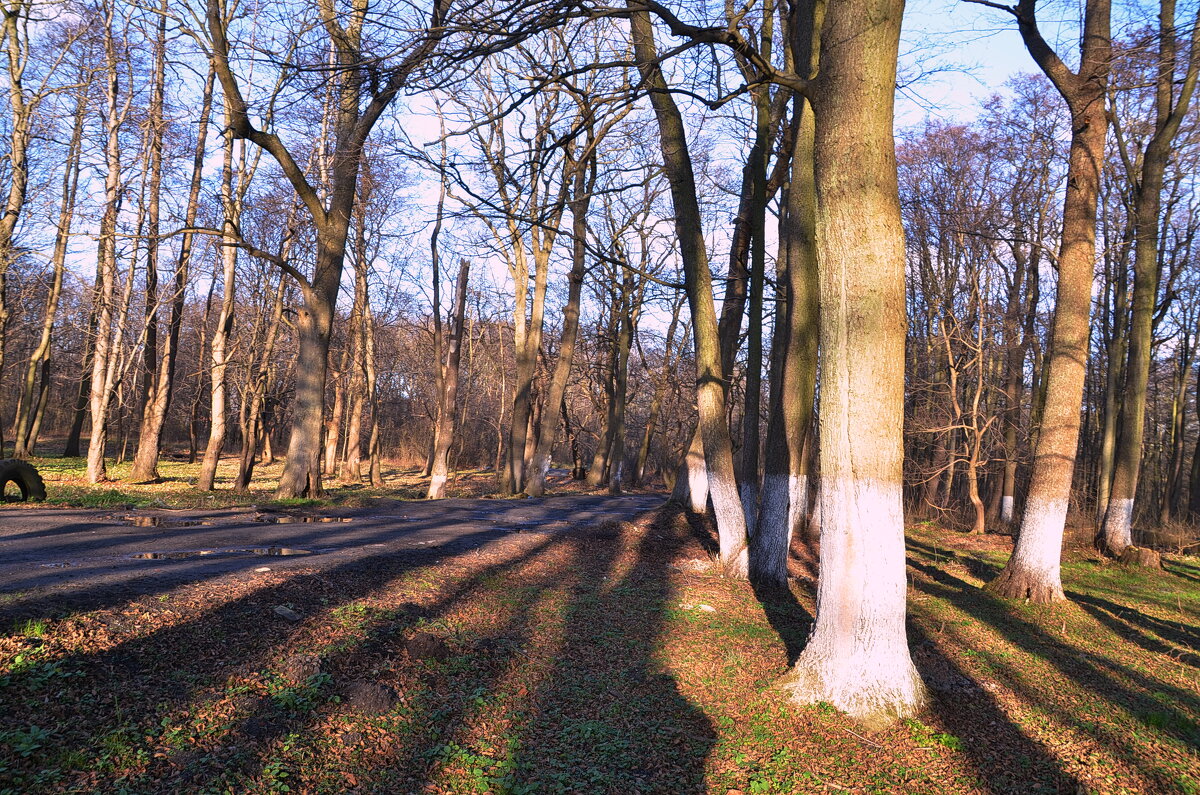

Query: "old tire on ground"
left=0, top=459, right=46, bottom=502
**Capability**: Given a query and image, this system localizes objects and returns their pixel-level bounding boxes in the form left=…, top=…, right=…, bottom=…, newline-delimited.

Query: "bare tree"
left=977, top=0, right=1113, bottom=602
left=1100, top=2, right=1200, bottom=554
left=626, top=2, right=750, bottom=577
left=776, top=0, right=927, bottom=725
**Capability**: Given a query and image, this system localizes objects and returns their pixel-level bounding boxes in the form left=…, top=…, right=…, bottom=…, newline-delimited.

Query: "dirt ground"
left=1, top=498, right=1198, bottom=793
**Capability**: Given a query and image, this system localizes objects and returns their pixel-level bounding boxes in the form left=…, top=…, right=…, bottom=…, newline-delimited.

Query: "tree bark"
left=1101, top=0, right=1200, bottom=553
left=85, top=3, right=129, bottom=483
left=780, top=0, right=926, bottom=726
left=12, top=78, right=86, bottom=458
left=988, top=0, right=1111, bottom=602
left=628, top=4, right=749, bottom=577
left=322, top=348, right=349, bottom=477
left=130, top=57, right=213, bottom=482
left=234, top=278, right=285, bottom=492
left=739, top=1, right=775, bottom=528
left=525, top=147, right=593, bottom=497
left=754, top=90, right=818, bottom=586
left=428, top=258, right=471, bottom=498
left=197, top=118, right=241, bottom=492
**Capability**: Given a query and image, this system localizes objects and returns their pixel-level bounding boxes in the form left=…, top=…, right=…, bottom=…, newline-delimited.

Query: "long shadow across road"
left=0, top=493, right=662, bottom=622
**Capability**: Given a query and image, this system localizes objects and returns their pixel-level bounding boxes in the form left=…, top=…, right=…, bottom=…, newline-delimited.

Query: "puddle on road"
left=253, top=514, right=353, bottom=524
left=132, top=546, right=313, bottom=560
left=121, top=516, right=210, bottom=528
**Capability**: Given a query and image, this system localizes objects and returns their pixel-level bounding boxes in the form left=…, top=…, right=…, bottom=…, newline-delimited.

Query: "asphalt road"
left=0, top=493, right=663, bottom=606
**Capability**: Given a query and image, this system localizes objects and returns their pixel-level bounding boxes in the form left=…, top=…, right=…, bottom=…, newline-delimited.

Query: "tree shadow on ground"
left=741, top=533, right=1076, bottom=793
left=498, top=506, right=716, bottom=791
left=907, top=552, right=1200, bottom=789
left=1069, top=591, right=1200, bottom=668
left=908, top=623, right=1084, bottom=794
left=0, top=527, right=558, bottom=790
left=0, top=503, right=718, bottom=793
left=1164, top=558, right=1200, bottom=585
left=0, top=494, right=657, bottom=624
left=748, top=578, right=811, bottom=665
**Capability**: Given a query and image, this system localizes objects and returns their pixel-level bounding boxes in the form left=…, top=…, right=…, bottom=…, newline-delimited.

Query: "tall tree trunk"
left=525, top=145, right=599, bottom=497
left=428, top=258, right=471, bottom=498
left=998, top=245, right=1030, bottom=525
left=587, top=285, right=627, bottom=487
left=423, top=125, right=448, bottom=478
left=1101, top=0, right=1200, bottom=553
left=1188, top=356, right=1200, bottom=518
left=606, top=269, right=639, bottom=494
left=670, top=103, right=757, bottom=510
left=988, top=0, right=1111, bottom=602
left=131, top=51, right=213, bottom=482
left=1162, top=337, right=1193, bottom=521
left=1095, top=221, right=1132, bottom=523
left=509, top=261, right=548, bottom=494
left=85, top=4, right=128, bottom=483
left=364, top=288, right=384, bottom=487
left=780, top=0, right=926, bottom=725
left=740, top=3, right=775, bottom=528
left=189, top=280, right=215, bottom=464
left=197, top=123, right=240, bottom=492
left=322, top=348, right=349, bottom=476
left=234, top=278, right=285, bottom=492
left=339, top=244, right=371, bottom=485
left=12, top=81, right=86, bottom=458
left=628, top=4, right=749, bottom=577
left=754, top=83, right=818, bottom=585
left=0, top=0, right=41, bottom=455
left=63, top=273, right=97, bottom=458
left=206, top=0, right=412, bottom=500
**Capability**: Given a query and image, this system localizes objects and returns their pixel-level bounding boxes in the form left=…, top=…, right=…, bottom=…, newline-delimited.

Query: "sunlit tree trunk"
left=234, top=279, right=285, bottom=492
left=1095, top=215, right=1132, bottom=524
left=1101, top=0, right=1200, bottom=554
left=12, top=78, right=87, bottom=458
left=428, top=258, right=471, bottom=498
left=197, top=119, right=240, bottom=492
left=131, top=39, right=212, bottom=482
left=85, top=2, right=130, bottom=483
left=987, top=0, right=1111, bottom=602
left=781, top=0, right=926, bottom=725
left=364, top=288, right=384, bottom=487
left=322, top=348, right=349, bottom=477
left=628, top=3, right=749, bottom=577
left=525, top=147, right=593, bottom=497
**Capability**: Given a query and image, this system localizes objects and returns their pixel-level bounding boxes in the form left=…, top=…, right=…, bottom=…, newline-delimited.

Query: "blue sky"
left=896, top=0, right=1058, bottom=126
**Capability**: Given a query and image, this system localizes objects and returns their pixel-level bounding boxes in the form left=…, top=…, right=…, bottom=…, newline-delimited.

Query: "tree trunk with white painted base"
left=628, top=4, right=748, bottom=577
left=428, top=258, right=470, bottom=499
left=779, top=0, right=926, bottom=726
left=671, top=426, right=709, bottom=512
left=984, top=0, right=1111, bottom=603
left=754, top=86, right=818, bottom=586
left=1101, top=0, right=1200, bottom=555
